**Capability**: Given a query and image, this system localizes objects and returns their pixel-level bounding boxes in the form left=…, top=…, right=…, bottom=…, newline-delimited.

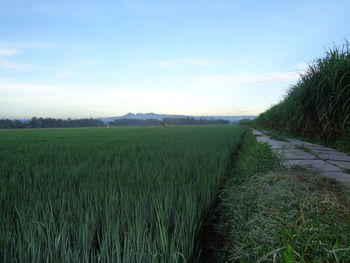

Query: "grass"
left=251, top=41, right=350, bottom=152
left=213, top=132, right=350, bottom=262
left=263, top=131, right=288, bottom=142
left=343, top=168, right=350, bottom=175
left=295, top=145, right=321, bottom=159
left=0, top=125, right=246, bottom=263
left=335, top=134, right=350, bottom=155
left=297, top=144, right=312, bottom=153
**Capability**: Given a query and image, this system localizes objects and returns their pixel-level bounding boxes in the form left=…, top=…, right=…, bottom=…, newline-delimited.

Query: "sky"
left=0, top=0, right=350, bottom=118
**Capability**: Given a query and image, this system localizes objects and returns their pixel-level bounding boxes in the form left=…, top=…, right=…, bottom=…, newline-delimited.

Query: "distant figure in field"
left=161, top=121, right=168, bottom=127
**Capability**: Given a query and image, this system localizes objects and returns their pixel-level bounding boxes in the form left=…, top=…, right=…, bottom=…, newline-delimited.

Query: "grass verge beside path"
left=214, top=132, right=350, bottom=262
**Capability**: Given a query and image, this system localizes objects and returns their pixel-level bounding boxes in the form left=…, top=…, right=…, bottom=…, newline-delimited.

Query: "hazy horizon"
left=1, top=0, right=349, bottom=118
left=3, top=112, right=258, bottom=120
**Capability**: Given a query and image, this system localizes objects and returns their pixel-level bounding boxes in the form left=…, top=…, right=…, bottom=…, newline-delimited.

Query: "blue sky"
left=1, top=0, right=349, bottom=118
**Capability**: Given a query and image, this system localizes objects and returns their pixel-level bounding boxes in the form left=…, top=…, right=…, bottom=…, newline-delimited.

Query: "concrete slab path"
left=252, top=129, right=350, bottom=186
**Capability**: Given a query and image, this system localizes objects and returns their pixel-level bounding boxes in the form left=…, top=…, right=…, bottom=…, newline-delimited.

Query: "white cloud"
left=18, top=42, right=58, bottom=49
left=56, top=72, right=74, bottom=78
left=0, top=48, right=36, bottom=71
left=157, top=61, right=173, bottom=69
left=0, top=77, right=11, bottom=82
left=0, top=59, right=34, bottom=71
left=0, top=67, right=302, bottom=118
left=0, top=41, right=58, bottom=50
left=194, top=71, right=299, bottom=87
left=185, top=58, right=215, bottom=67
left=0, top=81, right=216, bottom=118
left=295, top=62, right=309, bottom=71
left=0, top=49, right=19, bottom=56
left=155, top=58, right=215, bottom=69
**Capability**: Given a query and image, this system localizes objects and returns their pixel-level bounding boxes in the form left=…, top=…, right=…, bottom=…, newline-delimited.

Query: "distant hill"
left=99, top=113, right=256, bottom=124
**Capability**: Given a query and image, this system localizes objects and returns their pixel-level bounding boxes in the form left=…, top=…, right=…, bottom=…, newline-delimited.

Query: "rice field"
left=0, top=125, right=245, bottom=262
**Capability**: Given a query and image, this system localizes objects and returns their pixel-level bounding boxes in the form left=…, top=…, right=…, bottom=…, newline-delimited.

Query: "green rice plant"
left=0, top=125, right=245, bottom=262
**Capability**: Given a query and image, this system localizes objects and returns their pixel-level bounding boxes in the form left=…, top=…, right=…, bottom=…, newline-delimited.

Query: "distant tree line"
left=0, top=117, right=105, bottom=129
left=108, top=118, right=160, bottom=126
left=162, top=117, right=229, bottom=125
left=238, top=118, right=254, bottom=126
left=109, top=117, right=229, bottom=126
left=0, top=117, right=229, bottom=129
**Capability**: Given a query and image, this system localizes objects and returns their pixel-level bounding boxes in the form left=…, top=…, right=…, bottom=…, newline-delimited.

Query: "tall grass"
left=0, top=125, right=245, bottom=262
left=254, top=42, right=350, bottom=142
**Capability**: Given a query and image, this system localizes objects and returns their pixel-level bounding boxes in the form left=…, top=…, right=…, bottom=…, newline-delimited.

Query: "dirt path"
left=252, top=129, right=350, bottom=186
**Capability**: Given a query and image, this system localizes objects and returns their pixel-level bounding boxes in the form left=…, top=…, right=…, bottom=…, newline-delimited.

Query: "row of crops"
left=0, top=125, right=245, bottom=262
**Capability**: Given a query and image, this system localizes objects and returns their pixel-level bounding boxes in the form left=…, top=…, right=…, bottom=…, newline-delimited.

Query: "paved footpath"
left=252, top=129, right=350, bottom=186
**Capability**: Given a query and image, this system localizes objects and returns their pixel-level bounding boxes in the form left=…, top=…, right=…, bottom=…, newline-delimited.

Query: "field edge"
left=211, top=131, right=350, bottom=262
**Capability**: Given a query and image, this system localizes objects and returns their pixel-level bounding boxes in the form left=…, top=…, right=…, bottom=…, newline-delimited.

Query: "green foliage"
left=107, top=117, right=229, bottom=127
left=254, top=42, right=350, bottom=142
left=215, top=133, right=350, bottom=262
left=238, top=119, right=254, bottom=126
left=0, top=117, right=105, bottom=129
left=163, top=117, right=229, bottom=126
left=232, top=133, right=280, bottom=182
left=0, top=125, right=245, bottom=262
left=108, top=118, right=161, bottom=126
